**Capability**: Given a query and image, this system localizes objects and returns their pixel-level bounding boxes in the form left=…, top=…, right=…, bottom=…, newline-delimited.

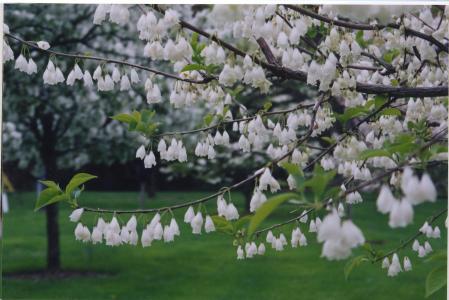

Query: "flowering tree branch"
left=145, top=4, right=448, bottom=98
left=284, top=5, right=449, bottom=53
left=5, top=33, right=214, bottom=84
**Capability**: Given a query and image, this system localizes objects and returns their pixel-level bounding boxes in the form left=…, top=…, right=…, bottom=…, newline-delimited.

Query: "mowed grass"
left=2, top=191, right=447, bottom=300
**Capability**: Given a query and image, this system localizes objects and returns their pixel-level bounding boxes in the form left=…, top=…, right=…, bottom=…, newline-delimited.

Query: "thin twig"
left=6, top=33, right=214, bottom=85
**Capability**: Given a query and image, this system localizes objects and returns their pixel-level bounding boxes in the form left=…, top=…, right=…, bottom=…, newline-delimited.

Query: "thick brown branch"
left=284, top=5, right=449, bottom=53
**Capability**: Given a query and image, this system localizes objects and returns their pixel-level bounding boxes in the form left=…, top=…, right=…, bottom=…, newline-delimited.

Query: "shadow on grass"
left=4, top=269, right=116, bottom=280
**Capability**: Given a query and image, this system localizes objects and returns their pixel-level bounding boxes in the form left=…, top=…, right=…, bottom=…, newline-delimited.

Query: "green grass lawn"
left=2, top=191, right=447, bottom=300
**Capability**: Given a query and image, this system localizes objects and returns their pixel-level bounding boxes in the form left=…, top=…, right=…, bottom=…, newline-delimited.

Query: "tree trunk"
left=41, top=132, right=60, bottom=271
left=45, top=203, right=60, bottom=271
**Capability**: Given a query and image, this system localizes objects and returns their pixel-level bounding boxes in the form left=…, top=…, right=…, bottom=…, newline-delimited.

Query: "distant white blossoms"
left=383, top=253, right=412, bottom=277
left=376, top=167, right=437, bottom=228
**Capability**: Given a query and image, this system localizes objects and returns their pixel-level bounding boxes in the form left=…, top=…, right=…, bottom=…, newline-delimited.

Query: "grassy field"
left=2, top=191, right=447, bottom=300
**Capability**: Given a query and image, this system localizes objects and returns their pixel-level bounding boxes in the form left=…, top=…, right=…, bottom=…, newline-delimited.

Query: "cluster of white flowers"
left=194, top=131, right=230, bottom=159
left=249, top=188, right=267, bottom=212
left=14, top=54, right=37, bottom=75
left=94, top=4, right=130, bottom=26
left=201, top=44, right=226, bottom=65
left=216, top=195, right=240, bottom=221
left=317, top=209, right=365, bottom=260
left=376, top=167, right=436, bottom=228
left=258, top=168, right=280, bottom=193
left=157, top=138, right=187, bottom=162
left=382, top=253, right=412, bottom=277
left=291, top=227, right=308, bottom=247
left=144, top=78, right=162, bottom=104
left=237, top=242, right=266, bottom=259
left=266, top=231, right=288, bottom=251
left=183, top=206, right=215, bottom=234
left=43, top=60, right=65, bottom=85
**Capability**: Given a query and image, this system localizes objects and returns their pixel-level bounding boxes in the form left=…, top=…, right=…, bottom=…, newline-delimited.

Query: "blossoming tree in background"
left=4, top=4, right=448, bottom=295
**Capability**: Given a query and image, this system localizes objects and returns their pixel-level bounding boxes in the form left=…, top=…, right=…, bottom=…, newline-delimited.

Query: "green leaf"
left=425, top=265, right=447, bottom=297
left=344, top=255, right=368, bottom=280
left=247, top=193, right=299, bottom=238
left=190, top=32, right=199, bottom=50
left=380, top=108, right=401, bottom=117
left=111, top=113, right=135, bottom=124
left=211, top=215, right=234, bottom=235
left=263, top=102, right=272, bottom=111
left=39, top=180, right=61, bottom=191
left=303, top=165, right=336, bottom=200
left=336, top=106, right=369, bottom=123
left=140, top=109, right=155, bottom=124
left=383, top=49, right=400, bottom=64
left=373, top=95, right=387, bottom=109
left=203, top=113, right=214, bottom=126
left=35, top=187, right=64, bottom=211
left=233, top=215, right=252, bottom=232
left=321, top=136, right=335, bottom=145
left=180, top=63, right=207, bottom=73
left=65, top=173, right=97, bottom=196
left=359, top=149, right=391, bottom=160
left=425, top=251, right=447, bottom=263
left=355, top=30, right=369, bottom=48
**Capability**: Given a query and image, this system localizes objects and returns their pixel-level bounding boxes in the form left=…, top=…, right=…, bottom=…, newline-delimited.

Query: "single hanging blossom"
left=382, top=257, right=390, bottom=269
left=69, top=208, right=84, bottom=222
left=224, top=203, right=239, bottom=221
left=112, top=67, right=121, bottom=82
left=144, top=151, right=156, bottom=168
left=26, top=58, right=37, bottom=75
left=424, top=241, right=433, bottom=254
left=376, top=185, right=396, bottom=214
left=136, top=145, right=146, bottom=159
left=74, top=223, right=91, bottom=242
left=120, top=75, right=131, bottom=91
left=91, top=227, right=103, bottom=244
left=3, top=41, right=14, bottom=62
left=83, top=70, right=93, bottom=87
left=169, top=218, right=180, bottom=236
left=204, top=215, right=215, bottom=233
left=37, top=41, right=50, bottom=50
left=163, top=225, right=175, bottom=242
left=14, top=54, right=28, bottom=73
left=184, top=206, right=195, bottom=223
left=258, top=243, right=266, bottom=255
left=403, top=257, right=412, bottom=271
left=130, top=69, right=140, bottom=83
left=388, top=199, right=414, bottom=228
left=237, top=246, right=244, bottom=260
left=126, top=215, right=137, bottom=232
left=412, top=239, right=420, bottom=251
left=153, top=222, right=163, bottom=240
left=191, top=212, right=204, bottom=234
left=266, top=230, right=274, bottom=243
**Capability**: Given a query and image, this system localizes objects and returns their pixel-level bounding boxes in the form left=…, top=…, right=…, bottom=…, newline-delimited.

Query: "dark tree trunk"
left=147, top=168, right=157, bottom=198
left=40, top=114, right=61, bottom=271
left=241, top=184, right=253, bottom=213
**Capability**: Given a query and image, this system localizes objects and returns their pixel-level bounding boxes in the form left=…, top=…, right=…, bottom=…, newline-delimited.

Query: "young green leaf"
left=344, top=255, right=368, bottom=280
left=35, top=187, right=65, bottom=211
left=65, top=173, right=97, bottom=196
left=425, top=264, right=447, bottom=297
left=247, top=193, right=299, bottom=238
